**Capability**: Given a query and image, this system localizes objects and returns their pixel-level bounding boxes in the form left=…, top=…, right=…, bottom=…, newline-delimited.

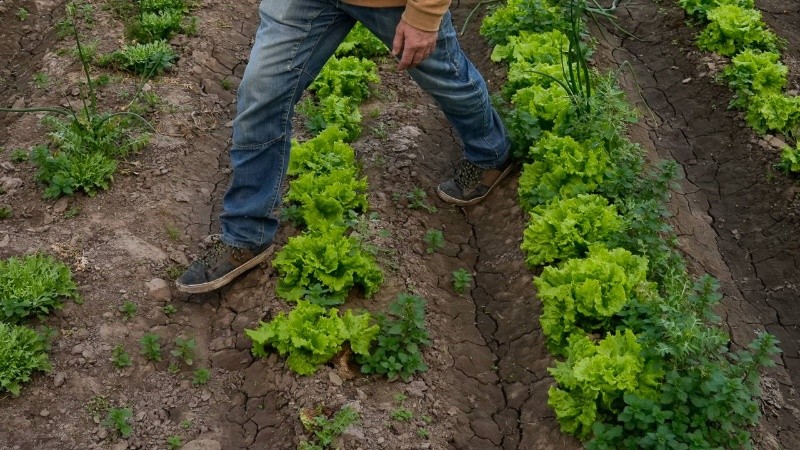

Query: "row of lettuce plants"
left=246, top=26, right=431, bottom=381
left=482, top=0, right=779, bottom=447
left=678, top=0, right=800, bottom=169
left=0, top=254, right=81, bottom=396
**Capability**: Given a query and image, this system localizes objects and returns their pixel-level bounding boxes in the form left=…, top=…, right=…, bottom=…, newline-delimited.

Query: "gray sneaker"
left=176, top=239, right=274, bottom=294
left=436, top=158, right=514, bottom=206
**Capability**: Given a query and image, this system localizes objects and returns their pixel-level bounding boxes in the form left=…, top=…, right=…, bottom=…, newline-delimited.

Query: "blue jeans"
left=221, top=0, right=510, bottom=249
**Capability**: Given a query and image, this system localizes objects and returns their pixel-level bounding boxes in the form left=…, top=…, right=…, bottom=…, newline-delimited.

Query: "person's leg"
left=341, top=6, right=511, bottom=205
left=178, top=0, right=355, bottom=293
left=222, top=0, right=356, bottom=250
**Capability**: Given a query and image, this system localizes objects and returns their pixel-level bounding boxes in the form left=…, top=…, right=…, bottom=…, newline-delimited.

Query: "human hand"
left=392, top=20, right=438, bottom=71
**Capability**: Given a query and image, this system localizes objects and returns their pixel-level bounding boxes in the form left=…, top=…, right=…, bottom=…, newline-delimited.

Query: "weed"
left=0, top=207, right=11, bottom=220
left=17, top=8, right=29, bottom=21
left=370, top=123, right=389, bottom=139
left=111, top=344, right=132, bottom=368
left=127, top=10, right=184, bottom=43
left=165, top=224, right=181, bottom=241
left=86, top=395, right=110, bottom=423
left=183, top=15, right=199, bottom=36
left=33, top=72, right=50, bottom=89
left=299, top=405, right=359, bottom=450
left=357, top=293, right=430, bottom=381
left=420, top=414, right=433, bottom=424
left=393, top=392, right=407, bottom=404
left=171, top=336, right=196, bottom=365
left=139, top=332, right=162, bottom=362
left=423, top=229, right=445, bottom=254
left=405, top=188, right=437, bottom=213
left=165, top=264, right=185, bottom=280
left=166, top=435, right=182, bottom=450
left=417, top=428, right=429, bottom=438
left=99, top=40, right=176, bottom=77
left=168, top=362, right=180, bottom=374
left=452, top=269, right=473, bottom=294
left=64, top=206, right=81, bottom=218
left=180, top=419, right=192, bottom=429
left=103, top=407, right=133, bottom=438
left=10, top=149, right=28, bottom=162
left=192, top=368, right=210, bottom=385
left=1, top=3, right=152, bottom=199
left=163, top=304, right=177, bottom=315
left=119, top=301, right=137, bottom=320
left=391, top=408, right=413, bottom=422
left=220, top=77, right=233, bottom=91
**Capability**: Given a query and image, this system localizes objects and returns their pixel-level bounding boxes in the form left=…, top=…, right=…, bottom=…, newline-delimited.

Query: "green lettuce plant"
left=696, top=5, right=779, bottom=56
left=678, top=0, right=753, bottom=19
left=0, top=254, right=80, bottom=322
left=548, top=330, right=662, bottom=439
left=273, top=228, right=383, bottom=305
left=722, top=50, right=787, bottom=108
left=0, top=323, right=52, bottom=396
left=480, top=0, right=565, bottom=45
left=745, top=92, right=800, bottom=136
left=285, top=167, right=368, bottom=230
left=310, top=56, right=379, bottom=104
left=522, top=194, right=623, bottom=267
left=287, top=127, right=354, bottom=177
left=534, top=245, right=651, bottom=352
left=518, top=133, right=610, bottom=209
left=246, top=301, right=378, bottom=375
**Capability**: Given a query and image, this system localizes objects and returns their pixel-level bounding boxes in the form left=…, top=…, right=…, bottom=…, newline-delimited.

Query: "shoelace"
left=453, top=159, right=482, bottom=191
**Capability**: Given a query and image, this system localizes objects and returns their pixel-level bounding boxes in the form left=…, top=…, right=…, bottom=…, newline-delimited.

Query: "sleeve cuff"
left=401, top=7, right=444, bottom=32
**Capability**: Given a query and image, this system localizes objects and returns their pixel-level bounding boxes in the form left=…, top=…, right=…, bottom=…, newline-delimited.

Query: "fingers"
left=393, top=21, right=438, bottom=71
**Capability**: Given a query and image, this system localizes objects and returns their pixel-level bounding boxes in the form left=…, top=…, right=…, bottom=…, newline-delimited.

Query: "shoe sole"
left=175, top=245, right=275, bottom=294
left=436, top=163, right=515, bottom=207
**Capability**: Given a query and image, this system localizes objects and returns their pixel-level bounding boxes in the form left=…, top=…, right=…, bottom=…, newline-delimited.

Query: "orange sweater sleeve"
left=402, top=0, right=451, bottom=32
left=343, top=1, right=451, bottom=32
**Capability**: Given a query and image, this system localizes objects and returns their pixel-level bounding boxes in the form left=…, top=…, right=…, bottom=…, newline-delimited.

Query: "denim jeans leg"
left=220, top=0, right=355, bottom=249
left=342, top=7, right=510, bottom=169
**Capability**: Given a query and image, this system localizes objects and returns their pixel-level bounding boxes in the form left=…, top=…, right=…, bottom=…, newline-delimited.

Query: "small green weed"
left=119, top=301, right=137, bottom=320
left=417, top=427, right=429, bottom=438
left=10, top=149, right=28, bottom=162
left=166, top=435, right=182, bottom=450
left=86, top=395, right=110, bottom=423
left=299, top=406, right=359, bottom=450
left=165, top=264, right=185, bottom=280
left=0, top=207, right=11, bottom=220
left=163, top=304, right=177, bottom=315
left=370, top=123, right=389, bottom=139
left=33, top=72, right=50, bottom=89
left=423, top=229, right=445, bottom=254
left=391, top=408, right=413, bottom=422
left=180, top=419, right=192, bottom=429
left=406, top=188, right=437, bottom=213
left=64, top=206, right=81, bottom=218
left=111, top=344, right=132, bottom=368
left=192, top=368, right=210, bottom=385
left=393, top=392, right=407, bottom=404
left=103, top=407, right=133, bottom=438
left=171, top=336, right=196, bottom=365
left=140, top=332, right=162, bottom=362
left=168, top=362, right=180, bottom=374
left=17, top=8, right=29, bottom=21
left=165, top=224, right=181, bottom=241
left=452, top=269, right=473, bottom=294
left=220, top=77, right=233, bottom=91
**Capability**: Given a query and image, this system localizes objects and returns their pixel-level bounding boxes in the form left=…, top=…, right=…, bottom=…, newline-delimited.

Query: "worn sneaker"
left=176, top=239, right=274, bottom=294
left=436, top=158, right=514, bottom=206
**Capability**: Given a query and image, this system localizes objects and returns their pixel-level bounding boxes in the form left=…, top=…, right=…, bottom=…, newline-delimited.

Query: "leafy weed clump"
left=0, top=254, right=80, bottom=323
left=99, top=40, right=177, bottom=77
left=0, top=323, right=52, bottom=396
left=103, top=407, right=133, bottom=438
left=298, top=405, right=360, bottom=450
left=140, top=332, right=163, bottom=362
left=357, top=293, right=430, bottom=381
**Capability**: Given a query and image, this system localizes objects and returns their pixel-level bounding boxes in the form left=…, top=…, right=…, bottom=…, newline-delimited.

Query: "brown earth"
left=0, top=0, right=798, bottom=449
